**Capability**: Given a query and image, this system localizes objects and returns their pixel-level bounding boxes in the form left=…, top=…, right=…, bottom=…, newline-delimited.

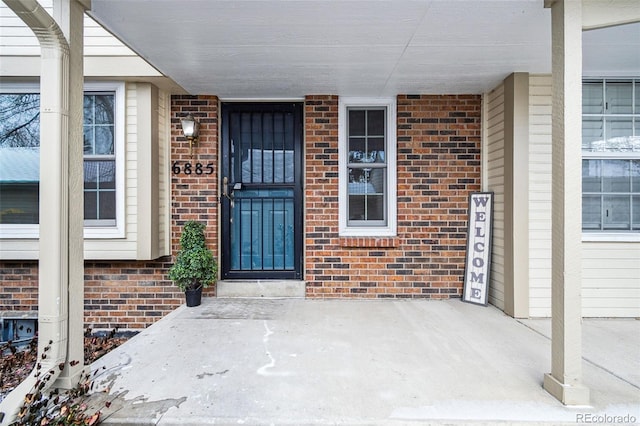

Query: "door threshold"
left=217, top=280, right=306, bottom=298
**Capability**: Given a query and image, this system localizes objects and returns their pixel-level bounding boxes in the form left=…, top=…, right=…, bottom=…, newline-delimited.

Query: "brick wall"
left=305, top=94, right=481, bottom=297
left=0, top=93, right=479, bottom=328
left=0, top=261, right=38, bottom=313
left=0, top=95, right=219, bottom=330
left=170, top=95, right=219, bottom=258
left=84, top=259, right=179, bottom=329
left=0, top=259, right=179, bottom=329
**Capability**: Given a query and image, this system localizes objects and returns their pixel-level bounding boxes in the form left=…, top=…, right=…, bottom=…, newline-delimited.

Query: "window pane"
left=93, top=95, right=114, bottom=125
left=369, top=168, right=385, bottom=193
left=83, top=93, right=115, bottom=156
left=603, top=195, right=630, bottom=230
left=366, top=195, right=384, bottom=220
left=84, top=191, right=97, bottom=220
left=582, top=159, right=601, bottom=192
left=84, top=160, right=116, bottom=221
left=633, top=196, right=640, bottom=229
left=95, top=126, right=114, bottom=155
left=348, top=138, right=366, bottom=160
left=83, top=96, right=94, bottom=125
left=602, top=160, right=630, bottom=192
left=606, top=82, right=632, bottom=114
left=632, top=160, right=640, bottom=192
left=98, top=161, right=116, bottom=189
left=367, top=109, right=385, bottom=136
left=368, top=137, right=385, bottom=158
left=0, top=94, right=40, bottom=147
left=348, top=167, right=386, bottom=223
left=83, top=126, right=94, bottom=155
left=604, top=118, right=633, bottom=151
left=0, top=133, right=39, bottom=223
left=0, top=183, right=39, bottom=224
left=582, top=117, right=604, bottom=151
left=348, top=167, right=368, bottom=188
left=348, top=195, right=364, bottom=220
left=582, top=82, right=603, bottom=115
left=349, top=195, right=384, bottom=221
left=636, top=83, right=640, bottom=114
left=348, top=110, right=366, bottom=136
left=582, top=195, right=601, bottom=230
left=99, top=191, right=116, bottom=220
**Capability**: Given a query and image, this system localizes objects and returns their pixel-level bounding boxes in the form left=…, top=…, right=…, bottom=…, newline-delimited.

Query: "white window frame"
left=581, top=78, right=640, bottom=242
left=0, top=81, right=126, bottom=240
left=338, top=97, right=397, bottom=237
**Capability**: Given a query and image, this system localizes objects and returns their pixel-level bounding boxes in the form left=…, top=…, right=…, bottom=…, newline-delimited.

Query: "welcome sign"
left=462, top=192, right=494, bottom=305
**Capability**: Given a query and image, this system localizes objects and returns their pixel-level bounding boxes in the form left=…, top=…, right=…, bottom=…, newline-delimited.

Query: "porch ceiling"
left=88, top=0, right=639, bottom=98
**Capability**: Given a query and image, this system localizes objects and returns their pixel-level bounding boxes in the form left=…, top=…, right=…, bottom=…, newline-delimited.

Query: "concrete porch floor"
left=88, top=299, right=640, bottom=425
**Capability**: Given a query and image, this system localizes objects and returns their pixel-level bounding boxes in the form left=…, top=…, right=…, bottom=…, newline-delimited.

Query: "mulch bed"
left=0, top=329, right=130, bottom=397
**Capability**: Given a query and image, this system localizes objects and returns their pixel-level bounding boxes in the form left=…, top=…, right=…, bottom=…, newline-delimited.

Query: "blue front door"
left=221, top=103, right=303, bottom=280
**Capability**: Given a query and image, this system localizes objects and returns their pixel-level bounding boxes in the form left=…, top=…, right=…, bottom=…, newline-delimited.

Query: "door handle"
left=222, top=176, right=233, bottom=205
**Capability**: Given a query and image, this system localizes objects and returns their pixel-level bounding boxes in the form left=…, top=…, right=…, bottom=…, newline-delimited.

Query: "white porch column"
left=53, top=0, right=85, bottom=388
left=543, top=0, right=589, bottom=406
left=0, top=0, right=84, bottom=423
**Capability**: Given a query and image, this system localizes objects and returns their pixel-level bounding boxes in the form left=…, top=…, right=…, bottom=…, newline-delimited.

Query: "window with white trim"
left=339, top=98, right=396, bottom=236
left=582, top=79, right=640, bottom=233
left=0, top=82, right=125, bottom=238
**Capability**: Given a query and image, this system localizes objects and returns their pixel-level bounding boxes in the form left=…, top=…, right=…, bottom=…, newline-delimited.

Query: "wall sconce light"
left=180, top=113, right=200, bottom=157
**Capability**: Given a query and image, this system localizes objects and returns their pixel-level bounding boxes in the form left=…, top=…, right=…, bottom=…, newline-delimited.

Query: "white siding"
left=157, top=89, right=170, bottom=256
left=84, top=83, right=171, bottom=259
left=84, top=83, right=138, bottom=258
left=528, top=75, right=553, bottom=317
left=0, top=81, right=170, bottom=260
left=485, top=83, right=505, bottom=310
left=0, top=4, right=42, bottom=55
left=83, top=15, right=137, bottom=57
left=526, top=74, right=640, bottom=318
left=0, top=1, right=135, bottom=57
left=582, top=243, right=640, bottom=317
left=1, top=2, right=160, bottom=78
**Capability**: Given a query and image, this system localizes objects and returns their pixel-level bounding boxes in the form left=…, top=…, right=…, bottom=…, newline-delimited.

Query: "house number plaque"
left=172, top=161, right=214, bottom=175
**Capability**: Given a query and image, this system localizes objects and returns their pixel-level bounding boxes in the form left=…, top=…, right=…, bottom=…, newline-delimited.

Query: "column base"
left=544, top=373, right=590, bottom=406
left=53, top=365, right=86, bottom=390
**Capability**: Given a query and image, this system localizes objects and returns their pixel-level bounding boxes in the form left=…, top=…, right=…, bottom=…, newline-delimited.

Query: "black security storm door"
left=221, top=103, right=303, bottom=280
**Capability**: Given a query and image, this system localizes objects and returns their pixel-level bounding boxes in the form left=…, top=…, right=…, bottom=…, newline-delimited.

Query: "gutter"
left=0, top=1, right=72, bottom=424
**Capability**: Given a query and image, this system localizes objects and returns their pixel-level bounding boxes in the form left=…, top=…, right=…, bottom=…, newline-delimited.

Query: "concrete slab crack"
left=256, top=320, right=291, bottom=377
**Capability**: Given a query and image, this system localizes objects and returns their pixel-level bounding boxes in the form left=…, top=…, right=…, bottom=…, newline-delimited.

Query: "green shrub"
left=168, top=221, right=217, bottom=291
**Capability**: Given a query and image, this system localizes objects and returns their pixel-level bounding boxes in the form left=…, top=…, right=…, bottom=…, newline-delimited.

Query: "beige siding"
left=1, top=2, right=160, bottom=77
left=582, top=242, right=640, bottom=317
left=0, top=5, right=42, bottom=55
left=126, top=82, right=139, bottom=243
left=1, top=1, right=135, bottom=56
left=526, top=74, right=639, bottom=318
left=157, top=90, right=171, bottom=256
left=528, top=74, right=553, bottom=317
left=485, top=83, right=505, bottom=309
left=84, top=83, right=138, bottom=259
left=83, top=15, right=137, bottom=57
left=1, top=82, right=169, bottom=260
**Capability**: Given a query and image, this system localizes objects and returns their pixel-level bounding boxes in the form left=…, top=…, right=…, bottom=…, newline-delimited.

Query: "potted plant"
left=168, top=220, right=217, bottom=307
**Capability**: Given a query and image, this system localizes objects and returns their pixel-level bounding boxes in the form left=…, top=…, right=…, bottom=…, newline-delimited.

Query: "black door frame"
left=220, top=102, right=304, bottom=280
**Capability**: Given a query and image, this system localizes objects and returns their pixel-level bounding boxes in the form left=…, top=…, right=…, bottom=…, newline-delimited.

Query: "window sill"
left=582, top=232, right=640, bottom=243
left=339, top=236, right=399, bottom=248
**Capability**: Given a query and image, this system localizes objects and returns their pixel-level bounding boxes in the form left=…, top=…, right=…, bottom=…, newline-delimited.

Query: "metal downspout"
left=0, top=1, right=72, bottom=424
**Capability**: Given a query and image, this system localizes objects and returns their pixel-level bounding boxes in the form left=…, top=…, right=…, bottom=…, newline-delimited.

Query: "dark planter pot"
left=185, top=286, right=203, bottom=307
